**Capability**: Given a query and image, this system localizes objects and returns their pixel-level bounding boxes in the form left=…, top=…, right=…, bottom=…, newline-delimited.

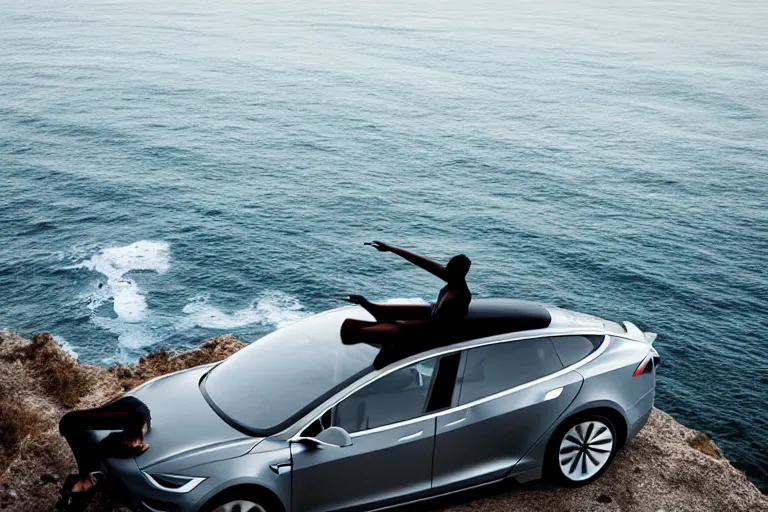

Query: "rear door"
left=432, top=337, right=583, bottom=489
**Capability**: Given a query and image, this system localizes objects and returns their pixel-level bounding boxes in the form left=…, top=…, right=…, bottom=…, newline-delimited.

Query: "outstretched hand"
left=365, top=240, right=391, bottom=252
left=343, top=295, right=369, bottom=305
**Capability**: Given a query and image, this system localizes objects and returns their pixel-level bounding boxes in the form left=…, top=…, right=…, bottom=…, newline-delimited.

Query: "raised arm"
left=365, top=241, right=449, bottom=282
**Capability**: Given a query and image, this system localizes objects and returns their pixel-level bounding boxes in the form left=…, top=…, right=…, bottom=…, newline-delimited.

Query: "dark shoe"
left=56, top=492, right=88, bottom=512
left=56, top=474, right=100, bottom=512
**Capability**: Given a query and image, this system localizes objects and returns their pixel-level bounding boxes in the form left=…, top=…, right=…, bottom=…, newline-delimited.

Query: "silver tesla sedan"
left=99, top=299, right=659, bottom=512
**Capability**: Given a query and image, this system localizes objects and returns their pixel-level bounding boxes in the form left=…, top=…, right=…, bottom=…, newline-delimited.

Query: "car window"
left=202, top=309, right=380, bottom=435
left=458, top=338, right=562, bottom=405
left=550, top=335, right=603, bottom=367
left=332, top=358, right=438, bottom=433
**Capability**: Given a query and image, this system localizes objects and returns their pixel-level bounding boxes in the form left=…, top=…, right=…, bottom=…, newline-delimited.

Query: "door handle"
left=397, top=430, right=423, bottom=442
left=544, top=387, right=563, bottom=401
left=269, top=462, right=292, bottom=475
left=444, top=416, right=467, bottom=428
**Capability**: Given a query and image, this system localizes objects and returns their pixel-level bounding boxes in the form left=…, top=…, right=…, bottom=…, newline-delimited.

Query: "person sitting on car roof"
left=342, top=241, right=472, bottom=347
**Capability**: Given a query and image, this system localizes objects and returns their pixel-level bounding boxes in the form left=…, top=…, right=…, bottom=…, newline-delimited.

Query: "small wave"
left=52, top=334, right=78, bottom=359
left=383, top=297, right=428, bottom=305
left=91, top=315, right=161, bottom=351
left=178, top=290, right=310, bottom=331
left=72, top=241, right=170, bottom=323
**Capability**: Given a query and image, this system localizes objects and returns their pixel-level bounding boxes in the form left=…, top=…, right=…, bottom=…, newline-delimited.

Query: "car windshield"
left=201, top=308, right=380, bottom=435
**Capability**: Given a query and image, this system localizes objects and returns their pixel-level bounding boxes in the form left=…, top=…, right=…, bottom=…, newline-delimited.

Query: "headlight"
left=144, top=473, right=206, bottom=493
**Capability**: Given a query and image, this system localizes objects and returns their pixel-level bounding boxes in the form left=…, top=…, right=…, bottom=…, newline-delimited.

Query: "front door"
left=291, top=417, right=434, bottom=511
left=432, top=338, right=582, bottom=489
left=291, top=358, right=439, bottom=512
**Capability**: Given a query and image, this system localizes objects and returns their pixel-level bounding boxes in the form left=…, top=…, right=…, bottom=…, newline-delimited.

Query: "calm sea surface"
left=1, top=0, right=766, bottom=490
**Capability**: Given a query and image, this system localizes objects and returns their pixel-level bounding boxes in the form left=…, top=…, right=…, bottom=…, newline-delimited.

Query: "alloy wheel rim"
left=213, top=500, right=266, bottom=512
left=558, top=420, right=614, bottom=481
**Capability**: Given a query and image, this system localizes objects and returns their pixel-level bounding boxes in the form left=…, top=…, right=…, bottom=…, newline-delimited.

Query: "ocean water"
left=1, top=0, right=767, bottom=490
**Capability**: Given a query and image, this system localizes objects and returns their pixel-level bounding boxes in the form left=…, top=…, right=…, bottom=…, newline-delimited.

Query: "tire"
left=201, top=488, right=283, bottom=512
left=545, top=413, right=618, bottom=486
left=210, top=501, right=267, bottom=512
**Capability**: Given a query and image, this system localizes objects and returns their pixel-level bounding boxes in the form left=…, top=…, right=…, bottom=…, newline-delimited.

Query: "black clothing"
left=430, top=281, right=471, bottom=324
left=59, top=396, right=150, bottom=475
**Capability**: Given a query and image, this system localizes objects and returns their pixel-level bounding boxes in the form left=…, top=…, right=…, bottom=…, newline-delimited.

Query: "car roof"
left=455, top=298, right=552, bottom=341
left=356, top=299, right=556, bottom=368
left=297, top=299, right=617, bottom=369
left=337, top=298, right=613, bottom=347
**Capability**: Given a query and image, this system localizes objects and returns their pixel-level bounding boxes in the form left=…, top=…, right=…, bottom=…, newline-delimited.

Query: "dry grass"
left=20, top=334, right=91, bottom=408
left=688, top=432, right=725, bottom=459
left=110, top=334, right=245, bottom=392
left=0, top=383, right=47, bottom=473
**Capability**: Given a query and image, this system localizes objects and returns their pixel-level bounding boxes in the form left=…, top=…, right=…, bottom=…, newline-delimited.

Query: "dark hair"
left=118, top=396, right=152, bottom=439
left=446, top=254, right=471, bottom=280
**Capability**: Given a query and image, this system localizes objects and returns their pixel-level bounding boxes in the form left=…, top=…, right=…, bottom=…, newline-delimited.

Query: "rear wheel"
left=546, top=414, right=618, bottom=486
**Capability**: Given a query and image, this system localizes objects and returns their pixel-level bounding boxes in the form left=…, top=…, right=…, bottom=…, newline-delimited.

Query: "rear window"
left=550, top=335, right=603, bottom=367
left=458, top=338, right=562, bottom=405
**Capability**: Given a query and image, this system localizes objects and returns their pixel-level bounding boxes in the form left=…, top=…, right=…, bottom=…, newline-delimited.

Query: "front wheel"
left=546, top=414, right=618, bottom=486
left=212, top=501, right=266, bottom=512
left=201, top=486, right=285, bottom=512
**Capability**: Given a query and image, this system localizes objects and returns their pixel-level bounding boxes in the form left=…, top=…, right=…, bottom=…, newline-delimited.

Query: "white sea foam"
left=52, top=334, right=78, bottom=359
left=74, top=241, right=170, bottom=323
left=91, top=315, right=161, bottom=350
left=178, top=290, right=309, bottom=330
left=383, top=297, right=429, bottom=305
left=70, top=242, right=310, bottom=354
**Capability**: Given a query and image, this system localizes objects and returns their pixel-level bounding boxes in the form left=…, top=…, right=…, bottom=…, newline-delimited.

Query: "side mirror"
left=316, top=426, right=353, bottom=447
left=292, top=427, right=353, bottom=448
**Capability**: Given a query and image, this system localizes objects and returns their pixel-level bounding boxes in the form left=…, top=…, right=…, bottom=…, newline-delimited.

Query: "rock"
left=6, top=491, right=17, bottom=500
left=40, top=473, right=58, bottom=485
left=597, top=494, right=613, bottom=504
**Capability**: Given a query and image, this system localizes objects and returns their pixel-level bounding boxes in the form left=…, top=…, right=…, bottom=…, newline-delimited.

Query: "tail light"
left=632, top=353, right=654, bottom=377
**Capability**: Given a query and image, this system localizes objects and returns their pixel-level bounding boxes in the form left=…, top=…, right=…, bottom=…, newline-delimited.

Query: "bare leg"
left=341, top=318, right=428, bottom=346
left=71, top=473, right=99, bottom=493
left=342, top=319, right=395, bottom=345
left=365, top=304, right=431, bottom=322
left=346, top=296, right=431, bottom=323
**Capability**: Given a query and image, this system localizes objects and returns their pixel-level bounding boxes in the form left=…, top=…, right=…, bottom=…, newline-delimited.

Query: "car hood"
left=129, top=365, right=262, bottom=471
